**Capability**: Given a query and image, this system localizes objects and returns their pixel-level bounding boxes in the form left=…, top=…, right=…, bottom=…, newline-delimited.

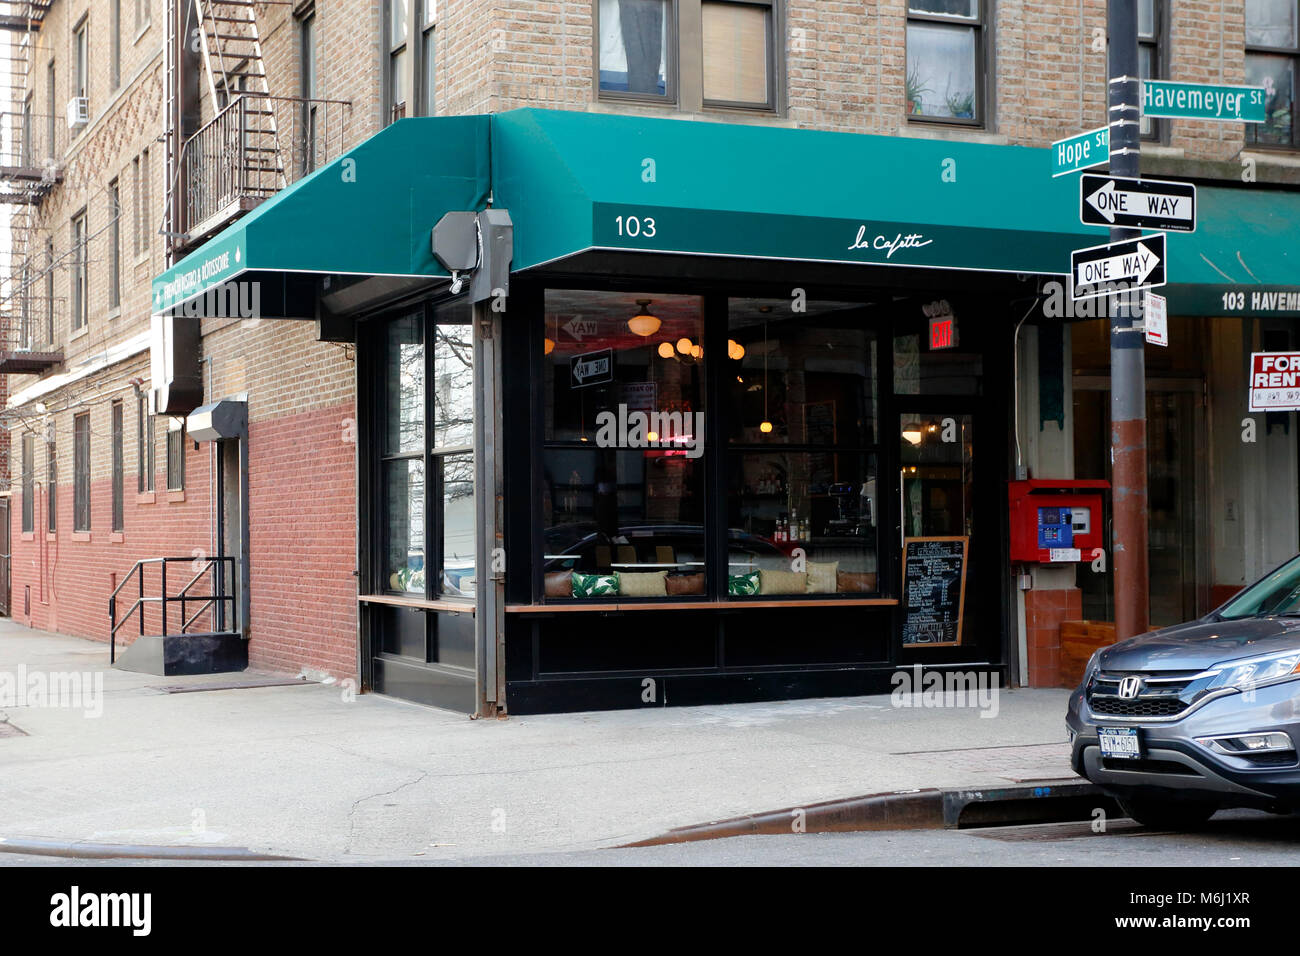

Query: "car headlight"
left=1206, top=650, right=1300, bottom=692
left=1083, top=649, right=1103, bottom=684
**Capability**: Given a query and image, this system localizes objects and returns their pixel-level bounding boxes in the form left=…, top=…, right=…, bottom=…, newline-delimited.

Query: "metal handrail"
left=108, top=556, right=237, bottom=664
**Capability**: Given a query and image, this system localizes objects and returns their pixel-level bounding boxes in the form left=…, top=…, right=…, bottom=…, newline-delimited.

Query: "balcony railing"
left=0, top=109, right=64, bottom=202
left=179, top=93, right=352, bottom=246
left=0, top=283, right=63, bottom=373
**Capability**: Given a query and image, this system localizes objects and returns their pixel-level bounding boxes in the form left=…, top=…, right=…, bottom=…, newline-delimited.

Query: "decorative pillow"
left=666, top=572, right=706, bottom=596
left=806, top=560, right=839, bottom=594
left=572, top=571, right=619, bottom=598
left=761, top=569, right=808, bottom=595
left=619, top=571, right=669, bottom=597
left=727, top=571, right=761, bottom=596
left=544, top=571, right=573, bottom=598
left=837, top=570, right=878, bottom=593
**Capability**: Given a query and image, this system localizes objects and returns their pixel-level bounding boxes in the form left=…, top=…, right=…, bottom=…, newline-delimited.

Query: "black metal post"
left=161, top=559, right=168, bottom=635
left=1108, top=0, right=1150, bottom=640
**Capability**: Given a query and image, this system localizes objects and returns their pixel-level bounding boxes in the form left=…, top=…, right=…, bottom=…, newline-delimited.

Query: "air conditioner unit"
left=66, top=96, right=89, bottom=130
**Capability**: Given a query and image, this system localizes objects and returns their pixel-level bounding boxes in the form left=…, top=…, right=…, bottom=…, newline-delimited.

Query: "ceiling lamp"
left=728, top=339, right=745, bottom=360
left=657, top=341, right=675, bottom=359
left=902, top=422, right=924, bottom=446
left=628, top=299, right=661, bottom=337
left=676, top=337, right=693, bottom=355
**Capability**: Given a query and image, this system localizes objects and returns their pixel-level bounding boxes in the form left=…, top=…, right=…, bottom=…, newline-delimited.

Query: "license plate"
left=1098, top=726, right=1141, bottom=759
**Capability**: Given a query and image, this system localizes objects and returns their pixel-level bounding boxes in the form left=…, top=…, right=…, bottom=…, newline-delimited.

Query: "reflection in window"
left=599, top=0, right=671, bottom=97
left=433, top=319, right=473, bottom=450
left=1246, top=0, right=1298, bottom=147
left=906, top=1, right=981, bottom=123
left=727, top=452, right=879, bottom=594
left=725, top=298, right=876, bottom=445
left=441, top=453, right=475, bottom=597
left=386, top=458, right=425, bottom=592
left=386, top=317, right=424, bottom=454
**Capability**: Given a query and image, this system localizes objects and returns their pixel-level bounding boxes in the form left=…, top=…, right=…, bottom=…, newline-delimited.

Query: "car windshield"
left=1218, top=555, right=1300, bottom=620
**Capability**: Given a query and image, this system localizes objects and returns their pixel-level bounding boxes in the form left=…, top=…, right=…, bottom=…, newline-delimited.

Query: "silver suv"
left=1067, top=555, right=1300, bottom=828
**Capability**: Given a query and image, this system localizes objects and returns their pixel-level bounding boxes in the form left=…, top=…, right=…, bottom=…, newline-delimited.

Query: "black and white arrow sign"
left=1079, top=174, right=1197, bottom=232
left=1070, top=233, right=1167, bottom=301
left=570, top=348, right=613, bottom=388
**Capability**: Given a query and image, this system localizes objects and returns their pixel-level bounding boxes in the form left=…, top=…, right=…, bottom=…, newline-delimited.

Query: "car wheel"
left=1118, top=798, right=1218, bottom=830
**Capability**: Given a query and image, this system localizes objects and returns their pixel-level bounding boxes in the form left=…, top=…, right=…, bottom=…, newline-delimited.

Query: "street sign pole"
left=1108, top=0, right=1150, bottom=640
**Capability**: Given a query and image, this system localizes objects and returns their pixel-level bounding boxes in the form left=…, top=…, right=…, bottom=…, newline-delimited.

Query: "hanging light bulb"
left=691, top=344, right=702, bottom=359
left=544, top=337, right=555, bottom=355
left=657, top=341, right=675, bottom=359
left=728, top=339, right=745, bottom=360
left=676, top=337, right=693, bottom=355
left=759, top=321, right=772, bottom=434
left=759, top=420, right=773, bottom=433
left=627, top=299, right=661, bottom=337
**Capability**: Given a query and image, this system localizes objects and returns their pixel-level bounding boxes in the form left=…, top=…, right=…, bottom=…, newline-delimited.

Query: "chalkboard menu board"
left=902, top=536, right=969, bottom=647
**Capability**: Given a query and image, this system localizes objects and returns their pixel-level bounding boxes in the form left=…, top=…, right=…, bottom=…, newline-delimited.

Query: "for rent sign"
left=1249, top=352, right=1300, bottom=411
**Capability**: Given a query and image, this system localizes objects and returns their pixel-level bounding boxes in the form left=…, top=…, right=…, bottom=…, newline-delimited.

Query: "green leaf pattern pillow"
left=727, top=571, right=761, bottom=596
left=572, top=571, right=620, bottom=598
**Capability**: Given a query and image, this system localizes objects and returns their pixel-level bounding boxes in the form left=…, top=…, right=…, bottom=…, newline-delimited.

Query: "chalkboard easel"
left=902, top=536, right=969, bottom=648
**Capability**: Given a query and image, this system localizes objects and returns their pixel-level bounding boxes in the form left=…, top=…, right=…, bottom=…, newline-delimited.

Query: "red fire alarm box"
left=1008, top=479, right=1108, bottom=564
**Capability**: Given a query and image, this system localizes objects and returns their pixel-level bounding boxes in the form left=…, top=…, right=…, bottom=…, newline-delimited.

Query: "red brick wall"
left=245, top=400, right=358, bottom=680
left=1024, top=587, right=1083, bottom=688
left=9, top=399, right=358, bottom=683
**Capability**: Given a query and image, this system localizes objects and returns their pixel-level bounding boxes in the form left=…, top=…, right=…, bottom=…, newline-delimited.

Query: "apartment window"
left=1246, top=0, right=1299, bottom=148
left=108, top=178, right=121, bottom=312
left=137, top=393, right=155, bottom=493
left=111, top=401, right=124, bottom=532
left=132, top=156, right=141, bottom=256
left=167, top=422, right=185, bottom=491
left=111, top=0, right=122, bottom=91
left=21, top=434, right=33, bottom=534
left=418, top=0, right=436, bottom=115
left=73, top=18, right=88, bottom=100
left=71, top=211, right=87, bottom=332
left=47, top=438, right=57, bottom=533
left=386, top=0, right=409, bottom=123
left=136, top=0, right=150, bottom=33
left=46, top=61, right=54, bottom=159
left=906, top=1, right=985, bottom=125
left=44, top=237, right=54, bottom=345
left=598, top=0, right=673, bottom=101
left=299, top=8, right=318, bottom=173
left=74, top=414, right=90, bottom=532
left=139, top=148, right=151, bottom=255
left=20, top=98, right=31, bottom=167
left=1138, top=0, right=1164, bottom=140
left=702, top=1, right=775, bottom=109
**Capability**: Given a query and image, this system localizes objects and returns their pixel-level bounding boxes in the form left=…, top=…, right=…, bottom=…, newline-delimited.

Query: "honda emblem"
left=1118, top=676, right=1143, bottom=699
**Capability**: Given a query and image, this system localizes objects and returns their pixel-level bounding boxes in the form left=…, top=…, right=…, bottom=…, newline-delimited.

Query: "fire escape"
left=168, top=0, right=351, bottom=256
left=0, top=0, right=63, bottom=376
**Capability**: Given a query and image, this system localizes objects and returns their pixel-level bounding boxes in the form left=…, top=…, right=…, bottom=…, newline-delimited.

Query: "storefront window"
left=541, top=290, right=706, bottom=599
left=385, top=458, right=425, bottom=592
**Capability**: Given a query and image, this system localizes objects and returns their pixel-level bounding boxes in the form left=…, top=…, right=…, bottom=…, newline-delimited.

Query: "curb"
left=619, top=779, right=1122, bottom=848
left=0, top=837, right=305, bottom=862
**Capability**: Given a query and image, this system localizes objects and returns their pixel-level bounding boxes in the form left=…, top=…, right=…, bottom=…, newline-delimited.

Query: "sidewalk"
left=0, top=620, right=1075, bottom=862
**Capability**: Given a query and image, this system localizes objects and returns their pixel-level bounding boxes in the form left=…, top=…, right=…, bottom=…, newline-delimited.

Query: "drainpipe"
left=1108, top=0, right=1150, bottom=640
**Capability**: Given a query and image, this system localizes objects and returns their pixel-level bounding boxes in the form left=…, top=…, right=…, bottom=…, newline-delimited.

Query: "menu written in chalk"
left=902, top=536, right=969, bottom=647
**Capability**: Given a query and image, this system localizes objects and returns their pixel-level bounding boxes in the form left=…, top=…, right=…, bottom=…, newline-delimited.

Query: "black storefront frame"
left=501, top=265, right=1019, bottom=714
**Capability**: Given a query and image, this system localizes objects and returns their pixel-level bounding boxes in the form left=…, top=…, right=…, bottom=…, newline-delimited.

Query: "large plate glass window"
left=541, top=290, right=705, bottom=600
left=702, top=0, right=775, bottom=110
left=725, top=299, right=880, bottom=599
left=382, top=314, right=425, bottom=593
left=906, top=0, right=984, bottom=126
left=598, top=0, right=674, bottom=101
left=1246, top=0, right=1298, bottom=148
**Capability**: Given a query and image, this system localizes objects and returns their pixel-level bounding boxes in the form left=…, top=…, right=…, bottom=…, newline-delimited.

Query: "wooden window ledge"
left=358, top=594, right=475, bottom=614
left=506, top=598, right=898, bottom=613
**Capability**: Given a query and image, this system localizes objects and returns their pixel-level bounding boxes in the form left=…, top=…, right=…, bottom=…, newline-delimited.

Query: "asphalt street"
left=0, top=809, right=1296, bottom=866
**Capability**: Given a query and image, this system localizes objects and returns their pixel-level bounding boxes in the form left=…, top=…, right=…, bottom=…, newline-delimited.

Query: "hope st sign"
left=1051, top=125, right=1109, bottom=177
left=1142, top=80, right=1267, bottom=122
left=1249, top=352, right=1300, bottom=411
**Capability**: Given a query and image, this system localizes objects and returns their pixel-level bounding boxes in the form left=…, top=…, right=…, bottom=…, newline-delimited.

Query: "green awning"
left=492, top=108, right=1109, bottom=277
left=1163, top=185, right=1300, bottom=316
left=152, top=116, right=490, bottom=312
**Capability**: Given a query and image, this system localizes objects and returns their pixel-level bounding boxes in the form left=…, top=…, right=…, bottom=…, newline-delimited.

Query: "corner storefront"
left=153, top=108, right=1294, bottom=716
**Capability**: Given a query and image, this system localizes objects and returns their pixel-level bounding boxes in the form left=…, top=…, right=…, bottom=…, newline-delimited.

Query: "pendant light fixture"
left=657, top=341, right=675, bottom=359
left=627, top=299, right=661, bottom=337
left=544, top=313, right=557, bottom=355
left=759, top=321, right=773, bottom=434
left=676, top=336, right=693, bottom=355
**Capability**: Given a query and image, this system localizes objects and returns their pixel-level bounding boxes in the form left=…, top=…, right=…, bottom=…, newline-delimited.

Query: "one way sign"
left=1080, top=174, right=1196, bottom=232
left=1071, top=233, right=1166, bottom=301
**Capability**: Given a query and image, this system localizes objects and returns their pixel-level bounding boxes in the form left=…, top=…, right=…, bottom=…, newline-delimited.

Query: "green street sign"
left=1142, top=80, right=1267, bottom=122
left=1051, top=125, right=1109, bottom=177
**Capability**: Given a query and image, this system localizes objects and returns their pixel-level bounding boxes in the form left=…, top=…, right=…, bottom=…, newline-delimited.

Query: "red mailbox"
left=1008, top=479, right=1109, bottom=564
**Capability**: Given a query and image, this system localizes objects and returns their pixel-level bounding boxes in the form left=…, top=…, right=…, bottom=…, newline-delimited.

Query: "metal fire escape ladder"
left=191, top=0, right=287, bottom=190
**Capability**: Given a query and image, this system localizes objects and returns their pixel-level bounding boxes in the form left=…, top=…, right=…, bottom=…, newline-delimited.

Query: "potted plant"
left=946, top=91, right=975, bottom=119
left=906, top=65, right=929, bottom=115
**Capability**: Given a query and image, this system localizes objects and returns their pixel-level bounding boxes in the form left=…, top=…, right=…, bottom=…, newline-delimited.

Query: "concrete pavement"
left=0, top=620, right=1076, bottom=862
